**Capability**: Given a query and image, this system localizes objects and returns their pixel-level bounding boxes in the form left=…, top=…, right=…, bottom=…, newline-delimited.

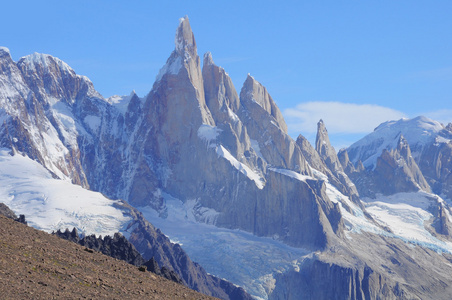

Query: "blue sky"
left=2, top=1, right=451, bottom=148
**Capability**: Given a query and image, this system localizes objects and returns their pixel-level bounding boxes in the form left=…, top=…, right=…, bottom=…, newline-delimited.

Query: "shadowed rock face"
left=0, top=202, right=19, bottom=219
left=0, top=48, right=91, bottom=187
left=269, top=233, right=452, bottom=300
left=418, top=140, right=452, bottom=200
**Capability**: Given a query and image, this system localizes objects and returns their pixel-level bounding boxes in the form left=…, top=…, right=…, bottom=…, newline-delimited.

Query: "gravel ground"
left=0, top=215, right=215, bottom=300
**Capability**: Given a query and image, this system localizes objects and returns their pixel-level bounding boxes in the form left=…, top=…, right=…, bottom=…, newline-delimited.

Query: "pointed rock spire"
left=316, top=119, right=339, bottom=170
left=240, top=74, right=288, bottom=133
left=175, top=16, right=197, bottom=57
left=337, top=148, right=355, bottom=174
left=237, top=75, right=310, bottom=173
left=397, top=134, right=410, bottom=158
left=314, top=119, right=360, bottom=203
left=202, top=51, right=240, bottom=116
left=203, top=51, right=214, bottom=66
left=296, top=134, right=326, bottom=172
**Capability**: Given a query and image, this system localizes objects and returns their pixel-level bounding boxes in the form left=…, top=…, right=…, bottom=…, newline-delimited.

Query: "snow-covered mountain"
left=347, top=116, right=451, bottom=168
left=343, top=116, right=452, bottom=200
left=2, top=16, right=452, bottom=299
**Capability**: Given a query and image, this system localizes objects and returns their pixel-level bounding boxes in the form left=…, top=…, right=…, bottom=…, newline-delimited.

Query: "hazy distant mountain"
left=343, top=116, right=452, bottom=199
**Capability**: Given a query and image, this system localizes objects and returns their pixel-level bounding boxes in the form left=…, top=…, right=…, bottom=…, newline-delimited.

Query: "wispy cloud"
left=284, top=101, right=407, bottom=135
left=424, top=109, right=452, bottom=126
left=408, top=67, right=452, bottom=81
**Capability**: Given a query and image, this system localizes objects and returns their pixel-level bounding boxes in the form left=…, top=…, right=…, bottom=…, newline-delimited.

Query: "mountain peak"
left=175, top=15, right=196, bottom=56
left=203, top=52, right=214, bottom=66
left=18, top=52, right=76, bottom=76
left=240, top=74, right=288, bottom=133
left=245, top=73, right=255, bottom=83
left=316, top=119, right=332, bottom=155
left=0, top=46, right=11, bottom=57
left=348, top=115, right=449, bottom=169
left=446, top=123, right=452, bottom=132
left=316, top=119, right=328, bottom=142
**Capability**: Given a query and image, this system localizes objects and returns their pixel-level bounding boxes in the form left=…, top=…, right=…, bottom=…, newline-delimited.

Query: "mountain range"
left=1, top=16, right=452, bottom=299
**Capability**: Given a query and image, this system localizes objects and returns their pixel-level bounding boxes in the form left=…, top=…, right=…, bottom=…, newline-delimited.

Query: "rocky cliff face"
left=0, top=48, right=88, bottom=185
left=297, top=120, right=360, bottom=205
left=418, top=136, right=452, bottom=200
left=344, top=135, right=431, bottom=198
left=0, top=202, right=27, bottom=224
left=269, top=233, right=452, bottom=300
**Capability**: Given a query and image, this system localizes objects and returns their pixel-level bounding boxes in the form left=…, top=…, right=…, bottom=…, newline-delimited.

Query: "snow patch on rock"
left=0, top=46, right=10, bottom=55
left=269, top=168, right=313, bottom=182
left=216, top=145, right=264, bottom=189
left=155, top=56, right=182, bottom=82
left=84, top=115, right=102, bottom=132
left=107, top=91, right=137, bottom=114
left=197, top=124, right=222, bottom=145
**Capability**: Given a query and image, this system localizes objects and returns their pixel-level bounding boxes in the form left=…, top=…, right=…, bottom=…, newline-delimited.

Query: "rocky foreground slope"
left=0, top=214, right=215, bottom=300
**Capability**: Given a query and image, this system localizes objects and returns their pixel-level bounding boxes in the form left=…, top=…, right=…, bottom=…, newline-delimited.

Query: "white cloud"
left=283, top=101, right=407, bottom=135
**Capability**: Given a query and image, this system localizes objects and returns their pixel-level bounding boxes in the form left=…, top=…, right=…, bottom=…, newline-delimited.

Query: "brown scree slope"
left=0, top=215, right=216, bottom=300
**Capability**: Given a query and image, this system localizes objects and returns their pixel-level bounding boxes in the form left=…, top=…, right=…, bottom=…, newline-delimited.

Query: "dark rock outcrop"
left=0, top=202, right=19, bottom=219
left=0, top=202, right=27, bottom=224
left=79, top=233, right=146, bottom=267
left=53, top=226, right=184, bottom=284
left=53, top=227, right=80, bottom=243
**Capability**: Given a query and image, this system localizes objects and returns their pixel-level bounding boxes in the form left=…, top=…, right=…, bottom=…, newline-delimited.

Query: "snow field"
left=0, top=150, right=131, bottom=237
